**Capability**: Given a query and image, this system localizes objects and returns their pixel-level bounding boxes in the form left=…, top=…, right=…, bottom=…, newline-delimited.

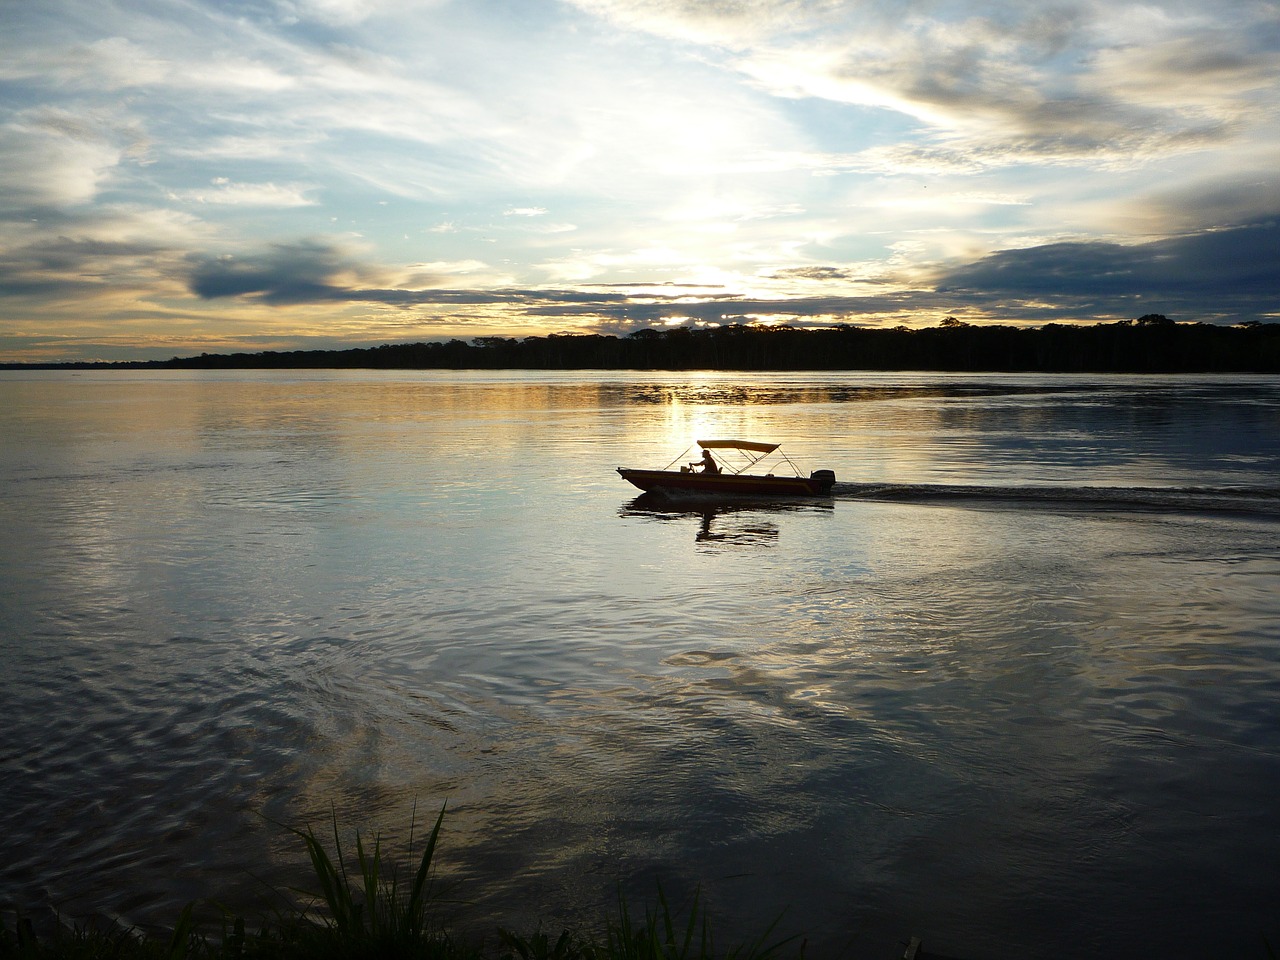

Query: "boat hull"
left=616, top=467, right=834, bottom=497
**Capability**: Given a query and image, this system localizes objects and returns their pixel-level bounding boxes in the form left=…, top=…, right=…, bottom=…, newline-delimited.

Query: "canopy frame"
left=697, top=439, right=777, bottom=454
left=660, top=439, right=806, bottom=477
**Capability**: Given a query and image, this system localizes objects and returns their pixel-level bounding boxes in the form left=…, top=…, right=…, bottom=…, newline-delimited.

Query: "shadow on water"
left=619, top=492, right=834, bottom=545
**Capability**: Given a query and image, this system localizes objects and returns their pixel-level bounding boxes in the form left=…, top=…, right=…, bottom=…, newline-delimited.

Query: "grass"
left=0, top=806, right=797, bottom=960
left=280, top=803, right=451, bottom=959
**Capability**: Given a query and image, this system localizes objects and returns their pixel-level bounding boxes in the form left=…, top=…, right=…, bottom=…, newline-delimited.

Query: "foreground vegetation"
left=0, top=808, right=797, bottom=960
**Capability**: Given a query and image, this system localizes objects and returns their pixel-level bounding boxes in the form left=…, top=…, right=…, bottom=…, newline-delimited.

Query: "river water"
left=2, top=370, right=1278, bottom=958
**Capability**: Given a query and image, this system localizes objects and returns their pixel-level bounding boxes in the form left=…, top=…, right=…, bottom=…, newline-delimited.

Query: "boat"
left=617, top=439, right=836, bottom=498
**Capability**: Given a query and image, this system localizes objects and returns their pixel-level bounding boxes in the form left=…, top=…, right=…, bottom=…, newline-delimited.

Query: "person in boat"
left=696, top=448, right=720, bottom=474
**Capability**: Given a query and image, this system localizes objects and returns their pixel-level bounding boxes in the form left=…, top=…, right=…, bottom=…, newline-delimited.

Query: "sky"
left=2, top=0, right=1279, bottom=362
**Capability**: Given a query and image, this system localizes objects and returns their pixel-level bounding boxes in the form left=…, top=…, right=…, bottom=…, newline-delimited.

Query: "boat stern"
left=809, top=469, right=836, bottom=495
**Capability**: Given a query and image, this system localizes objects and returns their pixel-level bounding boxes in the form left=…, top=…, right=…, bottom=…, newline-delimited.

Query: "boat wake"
left=833, top=482, right=1280, bottom=517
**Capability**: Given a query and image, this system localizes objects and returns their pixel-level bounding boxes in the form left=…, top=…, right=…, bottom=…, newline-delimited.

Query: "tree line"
left=12, top=317, right=1280, bottom=372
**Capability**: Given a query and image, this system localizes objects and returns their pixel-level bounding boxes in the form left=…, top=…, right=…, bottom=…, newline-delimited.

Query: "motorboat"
left=617, top=439, right=836, bottom=497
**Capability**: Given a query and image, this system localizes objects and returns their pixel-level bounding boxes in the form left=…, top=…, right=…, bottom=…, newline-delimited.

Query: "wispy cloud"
left=169, top=180, right=318, bottom=207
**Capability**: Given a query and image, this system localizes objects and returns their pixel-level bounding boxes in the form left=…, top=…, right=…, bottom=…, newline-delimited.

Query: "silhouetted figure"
left=698, top=449, right=720, bottom=474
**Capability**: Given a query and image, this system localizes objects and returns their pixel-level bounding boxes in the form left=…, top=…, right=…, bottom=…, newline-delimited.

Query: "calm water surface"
left=2, top=370, right=1279, bottom=958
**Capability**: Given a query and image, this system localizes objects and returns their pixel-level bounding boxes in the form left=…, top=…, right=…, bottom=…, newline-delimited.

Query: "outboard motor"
left=810, top=469, right=836, bottom=494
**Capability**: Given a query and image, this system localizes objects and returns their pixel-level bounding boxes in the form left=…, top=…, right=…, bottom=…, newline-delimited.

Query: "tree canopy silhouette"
left=8, top=319, right=1279, bottom=372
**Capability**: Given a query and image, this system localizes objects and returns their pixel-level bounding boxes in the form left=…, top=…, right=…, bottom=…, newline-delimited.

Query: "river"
left=2, top=370, right=1278, bottom=958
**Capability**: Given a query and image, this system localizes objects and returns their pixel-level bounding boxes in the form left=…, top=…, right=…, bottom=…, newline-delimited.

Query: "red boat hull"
left=617, top=467, right=834, bottom=497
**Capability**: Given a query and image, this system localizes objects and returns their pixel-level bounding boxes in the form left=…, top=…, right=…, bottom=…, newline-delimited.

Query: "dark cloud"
left=187, top=240, right=352, bottom=304
left=1137, top=174, right=1280, bottom=236
left=769, top=266, right=857, bottom=282
left=937, top=218, right=1280, bottom=308
left=188, top=240, right=642, bottom=308
left=0, top=237, right=170, bottom=297
left=39, top=237, right=165, bottom=269
left=920, top=217, right=1280, bottom=324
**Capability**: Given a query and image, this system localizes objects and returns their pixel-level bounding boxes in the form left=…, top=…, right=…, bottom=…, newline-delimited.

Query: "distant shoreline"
left=5, top=320, right=1280, bottom=373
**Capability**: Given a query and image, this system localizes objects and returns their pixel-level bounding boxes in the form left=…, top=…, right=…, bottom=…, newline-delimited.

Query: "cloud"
left=169, top=180, right=318, bottom=207
left=187, top=235, right=905, bottom=323
left=0, top=36, right=168, bottom=90
left=0, top=200, right=214, bottom=306
left=770, top=266, right=857, bottom=282
left=0, top=111, right=125, bottom=212
left=570, top=0, right=1278, bottom=168
left=0, top=238, right=164, bottom=299
left=182, top=213, right=1280, bottom=331
left=267, top=0, right=451, bottom=28
left=1089, top=29, right=1280, bottom=113
left=566, top=0, right=849, bottom=49
left=188, top=240, right=360, bottom=303
left=187, top=239, right=614, bottom=307
left=935, top=217, right=1280, bottom=320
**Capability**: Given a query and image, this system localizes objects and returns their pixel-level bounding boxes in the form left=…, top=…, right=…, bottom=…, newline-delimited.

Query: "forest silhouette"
left=12, top=316, right=1280, bottom=372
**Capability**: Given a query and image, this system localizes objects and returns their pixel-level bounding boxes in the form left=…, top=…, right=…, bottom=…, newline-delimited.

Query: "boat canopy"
left=697, top=439, right=778, bottom=453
